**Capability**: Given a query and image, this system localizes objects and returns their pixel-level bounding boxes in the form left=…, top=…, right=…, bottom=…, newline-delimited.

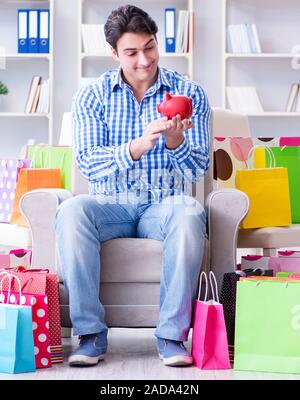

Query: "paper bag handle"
left=44, top=148, right=66, bottom=169
left=246, top=145, right=276, bottom=169
left=0, top=272, right=22, bottom=304
left=209, top=271, right=219, bottom=303
left=0, top=271, right=13, bottom=303
left=197, top=271, right=208, bottom=301
left=197, top=271, right=220, bottom=303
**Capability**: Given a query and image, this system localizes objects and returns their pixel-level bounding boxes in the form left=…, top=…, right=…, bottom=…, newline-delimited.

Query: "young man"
left=55, top=5, right=211, bottom=367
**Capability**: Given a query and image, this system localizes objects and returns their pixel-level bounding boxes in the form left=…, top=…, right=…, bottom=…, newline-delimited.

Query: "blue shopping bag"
left=0, top=273, right=35, bottom=374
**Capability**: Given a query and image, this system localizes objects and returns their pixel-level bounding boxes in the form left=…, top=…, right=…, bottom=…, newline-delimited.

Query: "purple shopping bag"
left=0, top=159, right=31, bottom=223
left=191, top=271, right=231, bottom=370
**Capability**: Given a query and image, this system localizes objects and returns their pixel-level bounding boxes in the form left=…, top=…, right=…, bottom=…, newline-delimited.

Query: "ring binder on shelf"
left=18, top=9, right=28, bottom=53
left=28, top=9, right=39, bottom=53
left=38, top=9, right=49, bottom=53
left=165, top=8, right=176, bottom=53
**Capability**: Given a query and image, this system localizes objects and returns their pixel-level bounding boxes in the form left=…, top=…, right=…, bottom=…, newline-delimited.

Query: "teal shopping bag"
left=0, top=304, right=36, bottom=374
left=234, top=278, right=300, bottom=374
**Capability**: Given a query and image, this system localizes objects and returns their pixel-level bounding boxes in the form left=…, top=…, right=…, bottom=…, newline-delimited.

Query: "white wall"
left=1, top=0, right=300, bottom=154
left=52, top=0, right=79, bottom=143
left=52, top=0, right=224, bottom=145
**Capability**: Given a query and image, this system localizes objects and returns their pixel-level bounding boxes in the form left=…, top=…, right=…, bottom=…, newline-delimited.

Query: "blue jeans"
left=55, top=192, right=206, bottom=342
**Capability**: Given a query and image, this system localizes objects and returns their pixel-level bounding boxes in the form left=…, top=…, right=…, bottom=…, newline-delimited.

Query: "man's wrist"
left=129, top=137, right=145, bottom=161
left=165, top=133, right=184, bottom=150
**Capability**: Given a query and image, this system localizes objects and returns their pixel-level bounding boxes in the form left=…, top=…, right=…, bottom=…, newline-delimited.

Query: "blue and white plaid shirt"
left=72, top=66, right=211, bottom=202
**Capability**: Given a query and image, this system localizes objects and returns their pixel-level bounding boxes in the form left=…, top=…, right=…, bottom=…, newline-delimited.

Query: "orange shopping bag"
left=10, top=168, right=62, bottom=226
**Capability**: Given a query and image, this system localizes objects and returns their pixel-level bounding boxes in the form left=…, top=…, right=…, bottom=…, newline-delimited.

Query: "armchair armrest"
left=206, top=188, right=249, bottom=290
left=20, top=189, right=73, bottom=272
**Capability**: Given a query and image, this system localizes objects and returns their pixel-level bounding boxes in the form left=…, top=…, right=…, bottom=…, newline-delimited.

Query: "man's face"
left=111, top=32, right=159, bottom=85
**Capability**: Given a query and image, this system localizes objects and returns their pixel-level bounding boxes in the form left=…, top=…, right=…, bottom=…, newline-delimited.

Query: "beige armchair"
left=19, top=108, right=250, bottom=328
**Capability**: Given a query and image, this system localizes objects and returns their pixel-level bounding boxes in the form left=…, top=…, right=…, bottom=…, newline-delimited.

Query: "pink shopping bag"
left=192, top=271, right=231, bottom=370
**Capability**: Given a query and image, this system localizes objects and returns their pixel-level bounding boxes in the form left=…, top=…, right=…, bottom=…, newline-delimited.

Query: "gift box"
left=0, top=248, right=32, bottom=269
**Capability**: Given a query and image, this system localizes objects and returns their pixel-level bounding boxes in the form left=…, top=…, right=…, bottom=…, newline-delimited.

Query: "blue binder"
left=18, top=10, right=28, bottom=53
left=28, top=9, right=39, bottom=53
left=165, top=8, right=176, bottom=53
left=38, top=9, right=49, bottom=53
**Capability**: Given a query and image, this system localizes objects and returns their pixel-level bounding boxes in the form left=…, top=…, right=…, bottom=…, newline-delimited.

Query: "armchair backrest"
left=60, top=108, right=251, bottom=197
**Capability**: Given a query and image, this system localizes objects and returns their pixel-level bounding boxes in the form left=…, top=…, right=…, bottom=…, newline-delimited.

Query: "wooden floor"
left=1, top=328, right=300, bottom=380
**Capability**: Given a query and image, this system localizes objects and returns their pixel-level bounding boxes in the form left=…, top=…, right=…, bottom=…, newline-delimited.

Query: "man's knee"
left=56, top=194, right=95, bottom=227
left=163, top=195, right=206, bottom=226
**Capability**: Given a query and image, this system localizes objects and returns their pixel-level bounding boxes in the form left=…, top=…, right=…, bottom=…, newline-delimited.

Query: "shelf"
left=225, top=53, right=300, bottom=59
left=0, top=0, right=54, bottom=145
left=0, top=0, right=49, bottom=3
left=81, top=52, right=191, bottom=59
left=0, top=112, right=50, bottom=118
left=81, top=53, right=113, bottom=59
left=79, top=0, right=194, bottom=85
left=160, top=52, right=191, bottom=59
left=246, top=112, right=300, bottom=117
left=1, top=53, right=51, bottom=60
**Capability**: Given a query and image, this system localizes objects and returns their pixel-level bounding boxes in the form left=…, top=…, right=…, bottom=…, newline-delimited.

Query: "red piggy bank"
left=157, top=93, right=193, bottom=120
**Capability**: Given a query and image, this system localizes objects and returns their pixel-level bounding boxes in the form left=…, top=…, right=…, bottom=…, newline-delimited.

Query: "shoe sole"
left=68, top=353, right=106, bottom=366
left=159, top=354, right=193, bottom=367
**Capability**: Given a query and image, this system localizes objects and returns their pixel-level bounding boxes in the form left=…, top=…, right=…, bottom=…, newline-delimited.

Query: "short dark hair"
left=104, top=5, right=158, bottom=51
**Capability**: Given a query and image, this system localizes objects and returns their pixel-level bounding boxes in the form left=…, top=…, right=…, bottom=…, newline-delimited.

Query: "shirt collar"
left=111, top=66, right=124, bottom=91
left=111, top=66, right=173, bottom=93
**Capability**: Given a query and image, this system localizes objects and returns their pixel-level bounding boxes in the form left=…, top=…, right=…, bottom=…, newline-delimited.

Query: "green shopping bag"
left=264, top=147, right=300, bottom=223
left=234, top=278, right=300, bottom=374
left=27, top=145, right=72, bottom=191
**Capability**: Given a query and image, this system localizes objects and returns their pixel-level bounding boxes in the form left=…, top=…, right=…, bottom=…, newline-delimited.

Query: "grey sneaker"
left=157, top=338, right=193, bottom=367
left=68, top=332, right=107, bottom=366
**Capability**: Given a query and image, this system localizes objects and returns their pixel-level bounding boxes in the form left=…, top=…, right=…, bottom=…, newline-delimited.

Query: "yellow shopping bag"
left=236, top=167, right=291, bottom=229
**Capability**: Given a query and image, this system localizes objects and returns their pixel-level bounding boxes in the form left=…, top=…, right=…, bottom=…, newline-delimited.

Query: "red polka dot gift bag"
left=0, top=273, right=51, bottom=369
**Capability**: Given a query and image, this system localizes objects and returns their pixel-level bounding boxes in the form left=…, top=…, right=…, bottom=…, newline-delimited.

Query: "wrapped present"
left=279, top=250, right=300, bottom=258
left=241, top=254, right=300, bottom=274
left=0, top=248, right=32, bottom=269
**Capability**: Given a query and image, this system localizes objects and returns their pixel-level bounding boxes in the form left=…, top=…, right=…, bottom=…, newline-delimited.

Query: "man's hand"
left=130, top=117, right=170, bottom=161
left=164, top=114, right=194, bottom=150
